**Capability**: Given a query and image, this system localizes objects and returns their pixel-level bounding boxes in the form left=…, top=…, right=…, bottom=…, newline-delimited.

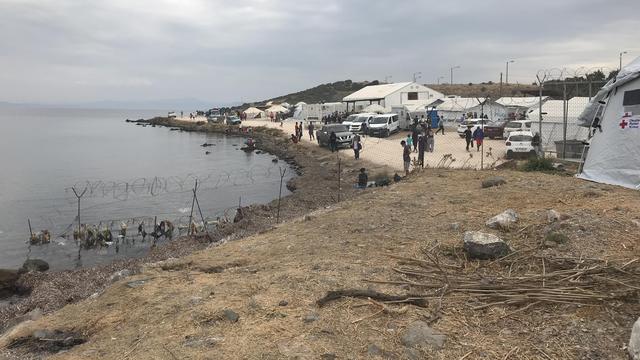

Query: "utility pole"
left=437, top=76, right=444, bottom=85
left=412, top=72, right=422, bottom=83
left=620, top=51, right=628, bottom=71
left=450, top=66, right=460, bottom=84
left=505, top=60, right=515, bottom=85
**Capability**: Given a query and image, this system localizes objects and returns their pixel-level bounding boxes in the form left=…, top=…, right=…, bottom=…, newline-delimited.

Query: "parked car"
left=368, top=114, right=400, bottom=137
left=167, top=111, right=177, bottom=119
left=316, top=124, right=355, bottom=148
left=505, top=131, right=537, bottom=159
left=483, top=120, right=508, bottom=139
left=456, top=119, right=490, bottom=138
left=225, top=115, right=241, bottom=125
left=503, top=120, right=532, bottom=138
left=342, top=113, right=376, bottom=134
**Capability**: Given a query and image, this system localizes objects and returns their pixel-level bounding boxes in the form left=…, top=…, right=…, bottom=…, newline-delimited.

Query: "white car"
left=368, top=114, right=400, bottom=137
left=503, top=120, right=532, bottom=138
left=342, top=113, right=375, bottom=134
left=505, top=131, right=537, bottom=159
left=457, top=119, right=490, bottom=138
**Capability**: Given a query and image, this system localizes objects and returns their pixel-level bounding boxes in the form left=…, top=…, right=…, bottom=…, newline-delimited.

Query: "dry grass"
left=1, top=168, right=639, bottom=359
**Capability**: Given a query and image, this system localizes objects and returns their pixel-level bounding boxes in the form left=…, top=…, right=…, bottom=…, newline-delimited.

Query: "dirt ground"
left=2, top=163, right=639, bottom=359
left=243, top=119, right=507, bottom=171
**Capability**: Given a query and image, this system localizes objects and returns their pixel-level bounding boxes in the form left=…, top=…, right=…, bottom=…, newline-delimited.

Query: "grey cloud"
left=0, top=0, right=638, bottom=104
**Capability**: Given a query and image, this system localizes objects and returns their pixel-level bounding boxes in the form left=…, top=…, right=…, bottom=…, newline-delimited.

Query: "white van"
left=368, top=114, right=400, bottom=137
left=342, top=113, right=376, bottom=134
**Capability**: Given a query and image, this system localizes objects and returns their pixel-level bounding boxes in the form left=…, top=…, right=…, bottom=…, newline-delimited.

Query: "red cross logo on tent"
left=620, top=119, right=629, bottom=129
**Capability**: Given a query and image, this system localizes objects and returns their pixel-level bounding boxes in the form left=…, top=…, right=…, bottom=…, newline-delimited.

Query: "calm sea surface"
left=0, top=105, right=292, bottom=270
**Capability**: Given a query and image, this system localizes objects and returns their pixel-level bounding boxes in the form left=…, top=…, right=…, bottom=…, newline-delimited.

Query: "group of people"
left=322, top=111, right=347, bottom=124
left=291, top=122, right=306, bottom=144
left=462, top=125, right=485, bottom=152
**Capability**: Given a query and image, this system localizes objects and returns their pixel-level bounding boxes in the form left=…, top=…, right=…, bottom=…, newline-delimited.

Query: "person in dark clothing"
left=308, top=122, right=315, bottom=141
left=532, top=132, right=542, bottom=156
left=329, top=131, right=337, bottom=152
left=417, top=135, right=426, bottom=168
left=464, top=126, right=473, bottom=151
left=361, top=121, right=368, bottom=136
left=411, top=126, right=419, bottom=152
left=473, top=127, right=484, bottom=152
left=356, top=168, right=368, bottom=189
left=436, top=116, right=445, bottom=135
left=401, top=140, right=411, bottom=176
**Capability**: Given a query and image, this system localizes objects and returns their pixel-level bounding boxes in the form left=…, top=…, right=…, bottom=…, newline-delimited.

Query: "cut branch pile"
left=366, top=252, right=640, bottom=310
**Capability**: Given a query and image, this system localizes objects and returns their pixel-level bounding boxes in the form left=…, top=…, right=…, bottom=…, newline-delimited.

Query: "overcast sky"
left=0, top=0, right=638, bottom=106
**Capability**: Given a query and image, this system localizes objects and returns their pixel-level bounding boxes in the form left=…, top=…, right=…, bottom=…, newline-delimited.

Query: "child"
left=405, top=134, right=413, bottom=150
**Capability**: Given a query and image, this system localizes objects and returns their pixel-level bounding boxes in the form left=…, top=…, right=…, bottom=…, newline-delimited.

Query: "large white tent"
left=266, top=105, right=288, bottom=114
left=243, top=107, right=265, bottom=119
left=528, top=97, right=591, bottom=150
left=577, top=56, right=640, bottom=190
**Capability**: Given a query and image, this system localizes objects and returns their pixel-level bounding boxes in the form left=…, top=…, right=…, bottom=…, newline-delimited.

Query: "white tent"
left=577, top=56, right=640, bottom=190
left=243, top=107, right=265, bottom=119
left=266, top=105, right=288, bottom=114
left=362, top=104, right=391, bottom=114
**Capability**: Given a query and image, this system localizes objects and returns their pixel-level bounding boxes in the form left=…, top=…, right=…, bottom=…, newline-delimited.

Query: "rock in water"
left=401, top=321, right=446, bottom=350
left=485, top=209, right=519, bottom=230
left=463, top=232, right=510, bottom=259
left=481, top=176, right=507, bottom=188
left=630, top=317, right=640, bottom=359
left=21, top=259, right=49, bottom=273
left=0, top=269, right=19, bottom=297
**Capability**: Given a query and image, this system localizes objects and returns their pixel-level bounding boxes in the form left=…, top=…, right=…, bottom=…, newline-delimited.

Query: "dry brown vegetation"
left=2, top=165, right=640, bottom=359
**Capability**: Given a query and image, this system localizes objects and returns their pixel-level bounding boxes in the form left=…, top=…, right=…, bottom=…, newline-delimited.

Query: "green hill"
left=236, top=80, right=377, bottom=109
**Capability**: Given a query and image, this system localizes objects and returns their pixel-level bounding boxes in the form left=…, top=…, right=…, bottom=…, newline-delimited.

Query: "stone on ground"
left=401, top=321, right=446, bottom=350
left=481, top=176, right=507, bottom=188
left=485, top=209, right=519, bottom=230
left=0, top=269, right=19, bottom=296
left=20, top=259, right=49, bottom=273
left=463, top=231, right=510, bottom=259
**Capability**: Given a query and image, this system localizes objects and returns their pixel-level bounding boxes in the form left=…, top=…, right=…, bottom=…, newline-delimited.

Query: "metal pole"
left=188, top=179, right=197, bottom=235
left=337, top=156, right=341, bottom=203
left=562, top=82, right=568, bottom=159
left=28, top=219, right=33, bottom=239
left=537, top=75, right=544, bottom=157
left=506, top=62, right=509, bottom=85
left=276, top=167, right=286, bottom=223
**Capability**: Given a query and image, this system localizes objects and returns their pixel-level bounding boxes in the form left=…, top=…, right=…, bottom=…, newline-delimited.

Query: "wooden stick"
left=459, top=351, right=473, bottom=360
left=502, top=347, right=518, bottom=360
left=317, top=289, right=428, bottom=308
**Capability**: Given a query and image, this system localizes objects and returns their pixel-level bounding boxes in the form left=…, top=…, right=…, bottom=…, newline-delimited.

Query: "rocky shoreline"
left=0, top=118, right=387, bottom=334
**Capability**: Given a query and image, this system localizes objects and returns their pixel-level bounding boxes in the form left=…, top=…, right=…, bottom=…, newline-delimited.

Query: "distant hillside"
left=236, top=80, right=377, bottom=109
left=428, top=83, right=539, bottom=99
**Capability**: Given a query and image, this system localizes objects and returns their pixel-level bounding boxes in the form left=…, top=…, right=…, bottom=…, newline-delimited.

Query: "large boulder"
left=401, top=321, right=446, bottom=350
left=20, top=259, right=49, bottom=273
left=463, top=232, right=510, bottom=259
left=630, top=317, right=640, bottom=359
left=481, top=176, right=507, bottom=188
left=0, top=269, right=19, bottom=297
left=485, top=209, right=519, bottom=230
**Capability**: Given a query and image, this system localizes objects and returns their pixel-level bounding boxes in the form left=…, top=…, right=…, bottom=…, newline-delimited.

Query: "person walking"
left=411, top=125, right=419, bottom=152
left=356, top=167, right=368, bottom=189
left=464, top=125, right=473, bottom=151
left=405, top=133, right=413, bottom=152
left=297, top=123, right=303, bottom=141
left=436, top=116, right=445, bottom=135
left=329, top=131, right=337, bottom=153
left=426, top=127, right=435, bottom=152
left=352, top=136, right=362, bottom=159
left=473, top=126, right=484, bottom=152
left=308, top=122, right=315, bottom=141
left=417, top=135, right=426, bottom=168
left=294, top=122, right=299, bottom=139
left=401, top=140, right=412, bottom=176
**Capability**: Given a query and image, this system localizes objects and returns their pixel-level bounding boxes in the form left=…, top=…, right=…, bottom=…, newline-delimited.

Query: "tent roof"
left=266, top=105, right=288, bottom=113
left=497, top=97, right=549, bottom=108
left=362, top=104, right=391, bottom=113
left=244, top=107, right=264, bottom=114
left=343, top=82, right=413, bottom=101
left=435, top=98, right=483, bottom=112
left=578, top=56, right=640, bottom=127
left=528, top=97, right=590, bottom=120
